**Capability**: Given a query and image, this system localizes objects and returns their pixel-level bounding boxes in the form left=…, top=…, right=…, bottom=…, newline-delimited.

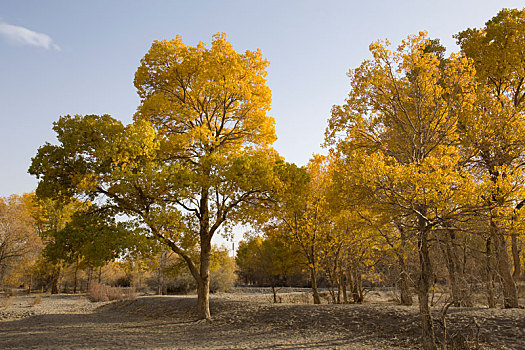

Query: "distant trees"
left=236, top=233, right=305, bottom=302
left=0, top=194, right=42, bottom=289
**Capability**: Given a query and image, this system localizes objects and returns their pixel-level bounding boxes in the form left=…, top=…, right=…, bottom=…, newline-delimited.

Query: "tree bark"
left=310, top=267, right=321, bottom=304
left=511, top=234, right=521, bottom=281
left=195, top=185, right=213, bottom=320
left=395, top=220, right=412, bottom=306
left=443, top=230, right=459, bottom=307
left=416, top=214, right=437, bottom=350
left=197, top=235, right=212, bottom=319
left=492, top=227, right=519, bottom=308
left=485, top=236, right=496, bottom=308
left=442, top=229, right=471, bottom=307
left=336, top=266, right=342, bottom=304
left=397, top=255, right=413, bottom=306
left=340, top=269, right=348, bottom=303
left=50, top=265, right=61, bottom=295
left=271, top=285, right=278, bottom=303
left=73, top=260, right=79, bottom=294
left=349, top=264, right=364, bottom=303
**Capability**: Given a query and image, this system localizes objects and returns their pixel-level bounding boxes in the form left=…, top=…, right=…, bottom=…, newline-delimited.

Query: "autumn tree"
left=326, top=33, right=477, bottom=350
left=455, top=8, right=525, bottom=308
left=236, top=233, right=304, bottom=302
left=270, top=156, right=335, bottom=304
left=30, top=197, right=83, bottom=293
left=0, top=194, right=42, bottom=289
left=30, top=33, right=281, bottom=319
left=42, top=208, right=140, bottom=292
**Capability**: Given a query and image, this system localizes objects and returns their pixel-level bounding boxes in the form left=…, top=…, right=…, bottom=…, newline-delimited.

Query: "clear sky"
left=1, top=0, right=523, bottom=196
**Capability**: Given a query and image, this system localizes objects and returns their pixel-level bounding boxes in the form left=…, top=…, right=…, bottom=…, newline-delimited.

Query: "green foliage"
left=42, top=209, right=139, bottom=268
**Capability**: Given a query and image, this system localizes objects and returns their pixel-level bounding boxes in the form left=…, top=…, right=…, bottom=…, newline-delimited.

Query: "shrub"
left=0, top=296, right=13, bottom=308
left=112, top=276, right=132, bottom=288
left=28, top=295, right=42, bottom=307
left=87, top=281, right=137, bottom=302
left=210, top=266, right=237, bottom=293
left=167, top=272, right=196, bottom=294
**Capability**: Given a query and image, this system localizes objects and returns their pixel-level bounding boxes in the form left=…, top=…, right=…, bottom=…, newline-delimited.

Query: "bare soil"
left=0, top=291, right=524, bottom=349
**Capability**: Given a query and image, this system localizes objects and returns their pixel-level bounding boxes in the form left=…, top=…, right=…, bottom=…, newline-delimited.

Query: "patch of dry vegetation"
left=87, top=282, right=137, bottom=302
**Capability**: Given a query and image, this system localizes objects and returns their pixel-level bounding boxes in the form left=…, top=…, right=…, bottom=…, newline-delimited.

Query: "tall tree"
left=30, top=33, right=281, bottom=320
left=325, top=33, right=477, bottom=350
left=272, top=156, right=331, bottom=304
left=456, top=8, right=525, bottom=308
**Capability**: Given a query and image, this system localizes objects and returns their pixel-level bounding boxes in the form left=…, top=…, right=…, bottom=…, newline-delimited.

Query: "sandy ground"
left=0, top=291, right=524, bottom=349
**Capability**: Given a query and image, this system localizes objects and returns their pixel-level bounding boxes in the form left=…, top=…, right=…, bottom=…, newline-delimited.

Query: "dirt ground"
left=0, top=291, right=524, bottom=349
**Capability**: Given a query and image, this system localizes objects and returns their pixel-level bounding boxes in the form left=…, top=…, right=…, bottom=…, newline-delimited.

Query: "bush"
left=167, top=272, right=196, bottom=294
left=87, top=281, right=137, bottom=302
left=210, top=266, right=237, bottom=293
left=112, top=276, right=132, bottom=288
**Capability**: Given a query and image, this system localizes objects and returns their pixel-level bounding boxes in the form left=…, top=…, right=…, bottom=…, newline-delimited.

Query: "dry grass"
left=0, top=296, right=13, bottom=309
left=28, top=295, right=42, bottom=307
left=87, top=282, right=137, bottom=302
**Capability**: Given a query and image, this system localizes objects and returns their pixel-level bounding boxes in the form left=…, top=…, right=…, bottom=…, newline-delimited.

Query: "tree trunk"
left=395, top=221, right=412, bottom=306
left=397, top=255, right=413, bottom=306
left=492, top=229, right=519, bottom=308
left=356, top=271, right=364, bottom=302
left=336, top=266, right=342, bottom=304
left=310, top=267, right=321, bottom=304
left=511, top=234, right=521, bottom=281
left=73, top=261, right=79, bottom=294
left=349, top=264, right=363, bottom=303
left=326, top=267, right=337, bottom=304
left=28, top=273, right=33, bottom=294
left=417, top=215, right=437, bottom=350
left=197, top=236, right=212, bottom=320
left=442, top=229, right=471, bottom=307
left=50, top=265, right=61, bottom=295
left=50, top=276, right=59, bottom=294
left=271, top=285, right=278, bottom=303
left=486, top=236, right=496, bottom=308
left=340, top=269, right=348, bottom=303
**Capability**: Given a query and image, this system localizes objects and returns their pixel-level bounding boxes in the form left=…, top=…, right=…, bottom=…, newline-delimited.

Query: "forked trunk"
left=349, top=265, right=363, bottom=303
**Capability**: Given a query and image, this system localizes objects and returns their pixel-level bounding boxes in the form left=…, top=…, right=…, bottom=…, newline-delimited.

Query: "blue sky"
left=1, top=0, right=523, bottom=199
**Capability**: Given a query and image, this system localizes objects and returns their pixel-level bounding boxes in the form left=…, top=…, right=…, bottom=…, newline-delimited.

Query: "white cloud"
left=0, top=21, right=60, bottom=51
